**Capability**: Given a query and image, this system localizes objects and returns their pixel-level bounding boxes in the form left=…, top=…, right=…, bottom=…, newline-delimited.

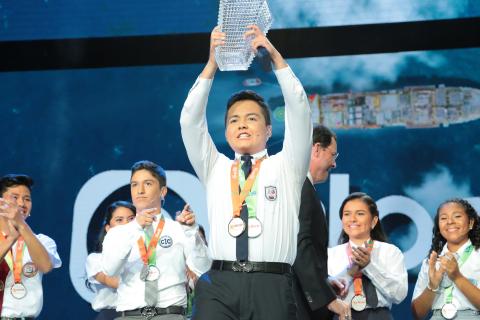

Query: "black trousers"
left=293, top=277, right=333, bottom=320
left=192, top=270, right=296, bottom=320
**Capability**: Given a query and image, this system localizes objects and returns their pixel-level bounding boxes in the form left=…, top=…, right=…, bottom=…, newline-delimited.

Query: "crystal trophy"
left=215, top=0, right=273, bottom=71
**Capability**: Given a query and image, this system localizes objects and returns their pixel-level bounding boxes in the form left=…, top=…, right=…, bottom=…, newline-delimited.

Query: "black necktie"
left=362, top=274, right=378, bottom=307
left=236, top=155, right=252, bottom=261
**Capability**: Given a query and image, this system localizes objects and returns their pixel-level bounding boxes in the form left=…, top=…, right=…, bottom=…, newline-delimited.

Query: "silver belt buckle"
left=232, top=261, right=253, bottom=272
left=141, top=306, right=157, bottom=319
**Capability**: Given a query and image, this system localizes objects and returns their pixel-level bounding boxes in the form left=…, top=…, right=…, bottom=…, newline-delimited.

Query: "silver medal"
left=441, top=303, right=457, bottom=319
left=146, top=265, right=160, bottom=281
left=228, top=217, right=246, bottom=237
left=351, top=294, right=367, bottom=311
left=10, top=283, right=27, bottom=299
left=247, top=217, right=263, bottom=238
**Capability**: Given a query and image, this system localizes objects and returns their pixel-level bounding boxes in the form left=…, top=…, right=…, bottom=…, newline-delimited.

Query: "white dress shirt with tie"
left=101, top=215, right=211, bottom=311
left=180, top=66, right=312, bottom=265
left=328, top=240, right=408, bottom=309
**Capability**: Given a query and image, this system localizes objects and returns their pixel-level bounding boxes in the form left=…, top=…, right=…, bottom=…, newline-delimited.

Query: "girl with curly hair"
left=412, top=198, right=480, bottom=319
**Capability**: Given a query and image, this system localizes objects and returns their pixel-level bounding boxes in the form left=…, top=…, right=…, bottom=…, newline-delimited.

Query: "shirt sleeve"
left=412, top=259, right=429, bottom=300
left=101, top=220, right=142, bottom=276
left=85, top=253, right=102, bottom=285
left=37, top=233, right=62, bottom=268
left=363, top=244, right=408, bottom=304
left=180, top=76, right=220, bottom=185
left=327, top=246, right=353, bottom=283
left=180, top=223, right=212, bottom=276
left=275, top=66, right=312, bottom=185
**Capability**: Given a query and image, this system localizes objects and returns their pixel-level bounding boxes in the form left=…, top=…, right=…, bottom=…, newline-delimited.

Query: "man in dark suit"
left=293, top=125, right=351, bottom=320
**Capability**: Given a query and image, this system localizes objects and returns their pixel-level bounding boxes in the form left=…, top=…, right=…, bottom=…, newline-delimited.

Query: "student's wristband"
left=427, top=283, right=439, bottom=293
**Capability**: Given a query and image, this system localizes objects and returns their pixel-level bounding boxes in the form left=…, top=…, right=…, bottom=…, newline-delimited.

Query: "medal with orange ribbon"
left=137, top=217, right=165, bottom=282
left=5, top=237, right=27, bottom=299
left=228, top=158, right=264, bottom=237
left=347, top=240, right=374, bottom=311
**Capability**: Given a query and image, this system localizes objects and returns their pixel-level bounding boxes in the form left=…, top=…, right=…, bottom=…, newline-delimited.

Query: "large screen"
left=0, top=0, right=479, bottom=40
left=1, top=1, right=479, bottom=319
left=1, top=46, right=479, bottom=319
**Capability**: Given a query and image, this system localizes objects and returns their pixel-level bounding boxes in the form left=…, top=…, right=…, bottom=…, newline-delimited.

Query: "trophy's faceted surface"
left=216, top=0, right=272, bottom=71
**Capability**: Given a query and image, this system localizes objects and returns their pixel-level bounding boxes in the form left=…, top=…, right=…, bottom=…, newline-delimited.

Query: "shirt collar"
left=348, top=238, right=373, bottom=249
left=440, top=239, right=472, bottom=255
left=235, top=149, right=268, bottom=163
left=307, top=172, right=314, bottom=185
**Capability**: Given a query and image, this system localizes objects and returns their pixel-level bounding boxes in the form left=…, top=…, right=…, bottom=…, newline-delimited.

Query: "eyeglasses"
left=324, top=147, right=339, bottom=161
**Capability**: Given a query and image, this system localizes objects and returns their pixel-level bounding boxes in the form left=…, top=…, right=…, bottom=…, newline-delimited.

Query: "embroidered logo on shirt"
left=265, top=186, right=277, bottom=201
left=159, top=236, right=173, bottom=248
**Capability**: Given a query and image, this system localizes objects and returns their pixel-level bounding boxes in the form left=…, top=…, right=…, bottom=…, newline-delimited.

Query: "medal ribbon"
left=443, top=244, right=474, bottom=304
left=347, top=240, right=374, bottom=296
left=4, top=237, right=26, bottom=284
left=137, top=217, right=165, bottom=266
left=238, top=162, right=260, bottom=219
left=230, top=157, right=264, bottom=218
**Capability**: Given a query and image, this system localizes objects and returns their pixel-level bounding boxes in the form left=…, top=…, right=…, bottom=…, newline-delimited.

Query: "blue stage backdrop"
left=1, top=1, right=480, bottom=319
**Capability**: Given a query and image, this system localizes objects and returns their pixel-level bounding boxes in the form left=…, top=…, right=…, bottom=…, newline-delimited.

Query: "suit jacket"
left=293, top=178, right=336, bottom=320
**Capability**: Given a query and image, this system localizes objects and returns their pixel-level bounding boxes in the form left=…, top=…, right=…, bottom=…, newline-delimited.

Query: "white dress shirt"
left=412, top=239, right=480, bottom=311
left=86, top=253, right=117, bottom=311
left=1, top=234, right=62, bottom=318
left=328, top=240, right=408, bottom=308
left=180, top=66, right=312, bottom=265
left=101, top=215, right=211, bottom=311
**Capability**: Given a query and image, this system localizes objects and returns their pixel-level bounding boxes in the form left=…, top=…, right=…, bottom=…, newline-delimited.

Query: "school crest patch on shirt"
left=159, top=235, right=173, bottom=248
left=265, top=186, right=277, bottom=201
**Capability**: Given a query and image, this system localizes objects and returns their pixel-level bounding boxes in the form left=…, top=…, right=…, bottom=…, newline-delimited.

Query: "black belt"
left=211, top=260, right=292, bottom=274
left=121, top=306, right=185, bottom=319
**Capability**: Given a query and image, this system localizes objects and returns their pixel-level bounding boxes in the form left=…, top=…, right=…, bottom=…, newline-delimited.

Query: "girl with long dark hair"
left=328, top=192, right=408, bottom=320
left=412, top=198, right=480, bottom=319
left=85, top=201, right=135, bottom=320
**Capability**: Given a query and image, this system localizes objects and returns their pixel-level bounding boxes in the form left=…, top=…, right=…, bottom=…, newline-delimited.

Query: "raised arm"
left=0, top=199, right=54, bottom=273
left=0, top=218, right=18, bottom=260
left=245, top=25, right=312, bottom=182
left=180, top=27, right=223, bottom=184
